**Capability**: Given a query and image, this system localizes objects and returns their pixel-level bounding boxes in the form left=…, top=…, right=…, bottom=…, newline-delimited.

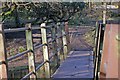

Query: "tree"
left=0, top=2, right=86, bottom=27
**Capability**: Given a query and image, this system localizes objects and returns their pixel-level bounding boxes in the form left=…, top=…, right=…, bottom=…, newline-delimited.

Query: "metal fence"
left=93, top=22, right=105, bottom=80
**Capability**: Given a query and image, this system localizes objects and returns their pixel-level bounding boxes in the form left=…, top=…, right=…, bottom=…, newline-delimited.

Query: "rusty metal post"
left=0, top=23, right=8, bottom=79
left=56, top=22, right=64, bottom=63
left=40, top=23, right=50, bottom=78
left=25, top=23, right=36, bottom=79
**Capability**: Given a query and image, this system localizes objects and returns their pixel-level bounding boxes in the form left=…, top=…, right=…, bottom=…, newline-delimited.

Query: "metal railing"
left=0, top=22, right=70, bottom=79
left=93, top=22, right=105, bottom=80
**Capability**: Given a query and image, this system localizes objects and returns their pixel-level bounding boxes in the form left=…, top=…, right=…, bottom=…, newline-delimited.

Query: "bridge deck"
left=52, top=51, right=94, bottom=78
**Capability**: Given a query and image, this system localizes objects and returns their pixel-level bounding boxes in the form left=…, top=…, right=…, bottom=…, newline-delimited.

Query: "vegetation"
left=83, top=27, right=95, bottom=47
left=1, top=2, right=120, bottom=28
left=0, top=2, right=86, bottom=28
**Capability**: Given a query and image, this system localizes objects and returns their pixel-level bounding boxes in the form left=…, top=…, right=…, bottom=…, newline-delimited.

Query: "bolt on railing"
left=0, top=22, right=70, bottom=79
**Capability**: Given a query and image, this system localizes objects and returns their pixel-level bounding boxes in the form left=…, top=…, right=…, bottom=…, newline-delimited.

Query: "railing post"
left=62, top=22, right=68, bottom=59
left=56, top=22, right=64, bottom=62
left=51, top=23, right=60, bottom=68
left=40, top=23, right=50, bottom=78
left=65, top=22, right=70, bottom=52
left=25, top=23, right=36, bottom=79
left=0, top=23, right=8, bottom=79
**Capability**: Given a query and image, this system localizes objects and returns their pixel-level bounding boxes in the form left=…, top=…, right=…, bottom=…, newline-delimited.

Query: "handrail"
left=93, top=23, right=105, bottom=80
left=34, top=44, right=46, bottom=50
left=4, top=27, right=28, bottom=33
left=21, top=61, right=47, bottom=80
left=21, top=71, right=34, bottom=80
left=0, top=22, right=70, bottom=79
left=4, top=26, right=50, bottom=33
left=7, top=50, right=31, bottom=61
left=36, top=61, right=47, bottom=71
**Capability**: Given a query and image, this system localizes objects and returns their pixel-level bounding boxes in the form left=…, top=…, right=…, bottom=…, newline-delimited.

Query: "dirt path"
left=69, top=27, right=95, bottom=51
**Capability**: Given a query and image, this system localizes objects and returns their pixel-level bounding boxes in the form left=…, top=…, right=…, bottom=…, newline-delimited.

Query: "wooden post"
left=25, top=23, right=36, bottom=79
left=103, top=2, right=107, bottom=24
left=62, top=22, right=68, bottom=59
left=0, top=23, right=8, bottom=79
left=65, top=22, right=70, bottom=52
left=51, top=24, right=60, bottom=68
left=40, top=23, right=50, bottom=78
left=56, top=22, right=64, bottom=62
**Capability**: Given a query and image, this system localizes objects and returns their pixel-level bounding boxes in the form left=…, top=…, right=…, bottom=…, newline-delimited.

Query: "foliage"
left=68, top=7, right=103, bottom=26
left=18, top=46, right=26, bottom=53
left=0, top=2, right=86, bottom=27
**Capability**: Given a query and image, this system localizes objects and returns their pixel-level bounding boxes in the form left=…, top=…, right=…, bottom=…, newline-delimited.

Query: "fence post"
left=56, top=22, right=64, bottom=62
left=25, top=23, right=36, bottom=79
left=51, top=24, right=60, bottom=68
left=62, top=22, right=68, bottom=59
left=0, top=23, right=8, bottom=79
left=65, top=22, right=70, bottom=53
left=40, top=23, right=50, bottom=78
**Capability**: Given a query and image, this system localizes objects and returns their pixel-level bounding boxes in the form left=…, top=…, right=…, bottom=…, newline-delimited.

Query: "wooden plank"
left=40, top=23, right=50, bottom=78
left=25, top=23, right=36, bottom=79
left=52, top=51, right=94, bottom=78
left=0, top=23, right=8, bottom=79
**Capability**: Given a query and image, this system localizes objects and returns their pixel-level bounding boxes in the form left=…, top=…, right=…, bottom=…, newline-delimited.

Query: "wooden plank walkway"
left=52, top=51, right=94, bottom=78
